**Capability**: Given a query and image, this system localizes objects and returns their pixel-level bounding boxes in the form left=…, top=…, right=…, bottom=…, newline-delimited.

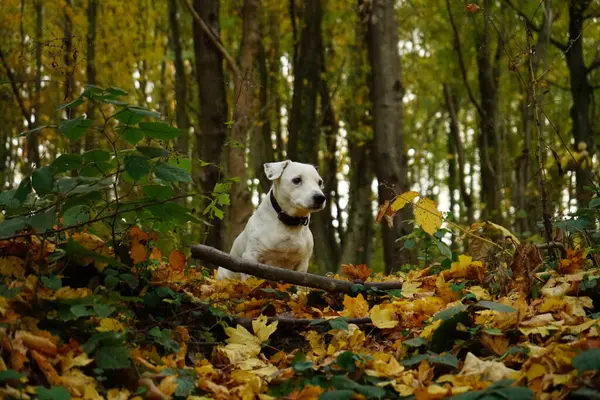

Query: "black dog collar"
left=269, top=190, right=309, bottom=226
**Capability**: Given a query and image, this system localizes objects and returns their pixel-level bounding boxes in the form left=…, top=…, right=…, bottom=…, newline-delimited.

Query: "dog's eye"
left=292, top=177, right=302, bottom=185
left=318, top=179, right=323, bottom=187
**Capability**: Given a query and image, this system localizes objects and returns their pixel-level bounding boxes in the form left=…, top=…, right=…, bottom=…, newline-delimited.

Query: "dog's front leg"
left=240, top=251, right=261, bottom=281
left=296, top=259, right=309, bottom=274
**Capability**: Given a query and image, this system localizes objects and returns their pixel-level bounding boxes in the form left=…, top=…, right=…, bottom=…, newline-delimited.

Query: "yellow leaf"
left=225, top=325, right=261, bottom=347
left=485, top=221, right=520, bottom=245
left=0, top=256, right=25, bottom=279
left=420, top=319, right=443, bottom=340
left=97, top=318, right=126, bottom=333
left=342, top=293, right=369, bottom=318
left=252, top=315, right=278, bottom=342
left=401, top=281, right=422, bottom=299
left=391, top=191, right=419, bottom=212
left=415, top=197, right=443, bottom=235
left=370, top=305, right=399, bottom=329
left=467, top=286, right=491, bottom=300
left=525, top=363, right=547, bottom=381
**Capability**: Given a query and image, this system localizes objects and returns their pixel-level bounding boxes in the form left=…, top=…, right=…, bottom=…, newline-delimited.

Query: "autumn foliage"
left=0, top=215, right=599, bottom=399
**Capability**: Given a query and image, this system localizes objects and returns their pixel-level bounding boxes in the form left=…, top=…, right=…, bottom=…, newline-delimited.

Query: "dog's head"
left=264, top=160, right=326, bottom=215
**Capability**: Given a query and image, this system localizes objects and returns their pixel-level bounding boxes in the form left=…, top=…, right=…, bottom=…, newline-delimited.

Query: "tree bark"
left=365, top=0, right=414, bottom=273
left=566, top=0, right=593, bottom=207
left=287, top=0, right=322, bottom=163
left=64, top=0, right=78, bottom=156
left=192, top=0, right=228, bottom=251
left=168, top=0, right=190, bottom=155
left=225, top=0, right=261, bottom=250
left=84, top=0, right=98, bottom=151
left=474, top=0, right=502, bottom=224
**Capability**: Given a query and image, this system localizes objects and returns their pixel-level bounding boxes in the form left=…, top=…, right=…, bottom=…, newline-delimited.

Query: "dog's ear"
left=264, top=160, right=290, bottom=180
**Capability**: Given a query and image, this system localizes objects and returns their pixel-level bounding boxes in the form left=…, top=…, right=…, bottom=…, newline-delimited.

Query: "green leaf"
left=106, top=87, right=128, bottom=97
left=41, top=276, right=62, bottom=291
left=331, top=375, right=385, bottom=399
left=120, top=273, right=139, bottom=289
left=14, top=176, right=32, bottom=204
left=147, top=202, right=198, bottom=224
left=95, top=345, right=131, bottom=370
left=82, top=149, right=111, bottom=163
left=58, top=116, right=93, bottom=141
left=32, top=166, right=55, bottom=196
left=433, top=304, right=468, bottom=321
left=476, top=301, right=516, bottom=313
left=153, top=162, right=193, bottom=183
left=436, top=240, right=452, bottom=258
left=136, top=145, right=170, bottom=159
left=573, top=349, right=600, bottom=372
left=116, top=126, right=145, bottom=145
left=0, top=217, right=28, bottom=238
left=93, top=304, right=114, bottom=318
left=590, top=198, right=600, bottom=209
left=336, top=351, right=358, bottom=372
left=124, top=154, right=151, bottom=180
left=291, top=353, right=313, bottom=373
left=175, top=376, right=195, bottom=397
left=429, top=352, right=459, bottom=368
left=143, top=185, right=174, bottom=201
left=0, top=369, right=25, bottom=382
left=320, top=390, right=355, bottom=400
left=571, top=388, right=600, bottom=400
left=62, top=205, right=89, bottom=227
left=149, top=327, right=180, bottom=353
left=115, top=106, right=160, bottom=125
left=139, top=122, right=181, bottom=140
left=56, top=97, right=84, bottom=111
left=27, top=208, right=57, bottom=232
left=52, top=154, right=83, bottom=173
left=105, top=275, right=119, bottom=290
left=36, top=386, right=71, bottom=400
left=64, top=238, right=128, bottom=269
left=329, top=317, right=349, bottom=331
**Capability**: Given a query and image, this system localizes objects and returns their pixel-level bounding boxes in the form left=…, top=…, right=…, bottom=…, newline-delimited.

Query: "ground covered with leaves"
left=0, top=226, right=599, bottom=400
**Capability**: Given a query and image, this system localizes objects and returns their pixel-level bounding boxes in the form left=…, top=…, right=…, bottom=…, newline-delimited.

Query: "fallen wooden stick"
left=190, top=244, right=403, bottom=293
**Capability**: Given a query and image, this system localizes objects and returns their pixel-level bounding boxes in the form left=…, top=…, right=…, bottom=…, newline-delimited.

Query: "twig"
left=189, top=244, right=403, bottom=293
left=180, top=0, right=241, bottom=79
left=0, top=46, right=32, bottom=125
left=535, top=241, right=566, bottom=258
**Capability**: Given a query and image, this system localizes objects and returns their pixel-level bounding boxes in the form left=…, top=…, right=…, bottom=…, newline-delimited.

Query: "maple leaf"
left=0, top=256, right=25, bottom=278
left=342, top=293, right=369, bottom=318
left=225, top=324, right=261, bottom=347
left=414, top=197, right=443, bottom=236
left=252, top=315, right=278, bottom=342
left=443, top=254, right=485, bottom=281
left=341, top=263, right=372, bottom=281
left=465, top=3, right=480, bottom=12
left=168, top=249, right=186, bottom=271
left=460, top=352, right=517, bottom=381
left=130, top=240, right=147, bottom=264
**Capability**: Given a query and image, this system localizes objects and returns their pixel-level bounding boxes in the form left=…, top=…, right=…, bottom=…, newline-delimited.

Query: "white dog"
left=216, top=160, right=326, bottom=281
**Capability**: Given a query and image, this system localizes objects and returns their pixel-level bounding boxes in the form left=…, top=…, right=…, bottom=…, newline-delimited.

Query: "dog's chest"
left=258, top=232, right=308, bottom=269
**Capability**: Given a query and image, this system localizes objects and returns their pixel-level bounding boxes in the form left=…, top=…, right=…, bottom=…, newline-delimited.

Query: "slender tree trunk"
left=192, top=0, right=228, bottom=251
left=85, top=0, right=98, bottom=151
left=266, top=7, right=284, bottom=159
left=252, top=41, right=274, bottom=194
left=168, top=0, right=190, bottom=155
left=566, top=0, right=593, bottom=207
left=365, top=0, right=414, bottom=273
left=225, top=0, right=261, bottom=250
left=29, top=0, right=43, bottom=169
left=64, top=0, right=78, bottom=155
left=443, top=83, right=473, bottom=223
left=474, top=0, right=501, bottom=223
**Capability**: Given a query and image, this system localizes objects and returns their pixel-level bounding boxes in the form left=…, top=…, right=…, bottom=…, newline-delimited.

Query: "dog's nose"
left=313, top=194, right=326, bottom=206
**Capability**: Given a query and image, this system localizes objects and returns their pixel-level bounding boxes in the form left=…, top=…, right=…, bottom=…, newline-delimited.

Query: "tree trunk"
left=168, top=0, right=190, bottom=155
left=64, top=0, right=78, bottom=156
left=29, top=0, right=42, bottom=169
left=287, top=0, right=322, bottom=163
left=225, top=0, right=261, bottom=250
left=251, top=41, right=274, bottom=195
left=474, top=0, right=501, bottom=223
left=192, top=0, right=228, bottom=251
left=266, top=7, right=284, bottom=160
left=566, top=0, right=593, bottom=207
left=85, top=0, right=98, bottom=151
left=443, top=83, right=473, bottom=223
left=365, top=0, right=414, bottom=273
